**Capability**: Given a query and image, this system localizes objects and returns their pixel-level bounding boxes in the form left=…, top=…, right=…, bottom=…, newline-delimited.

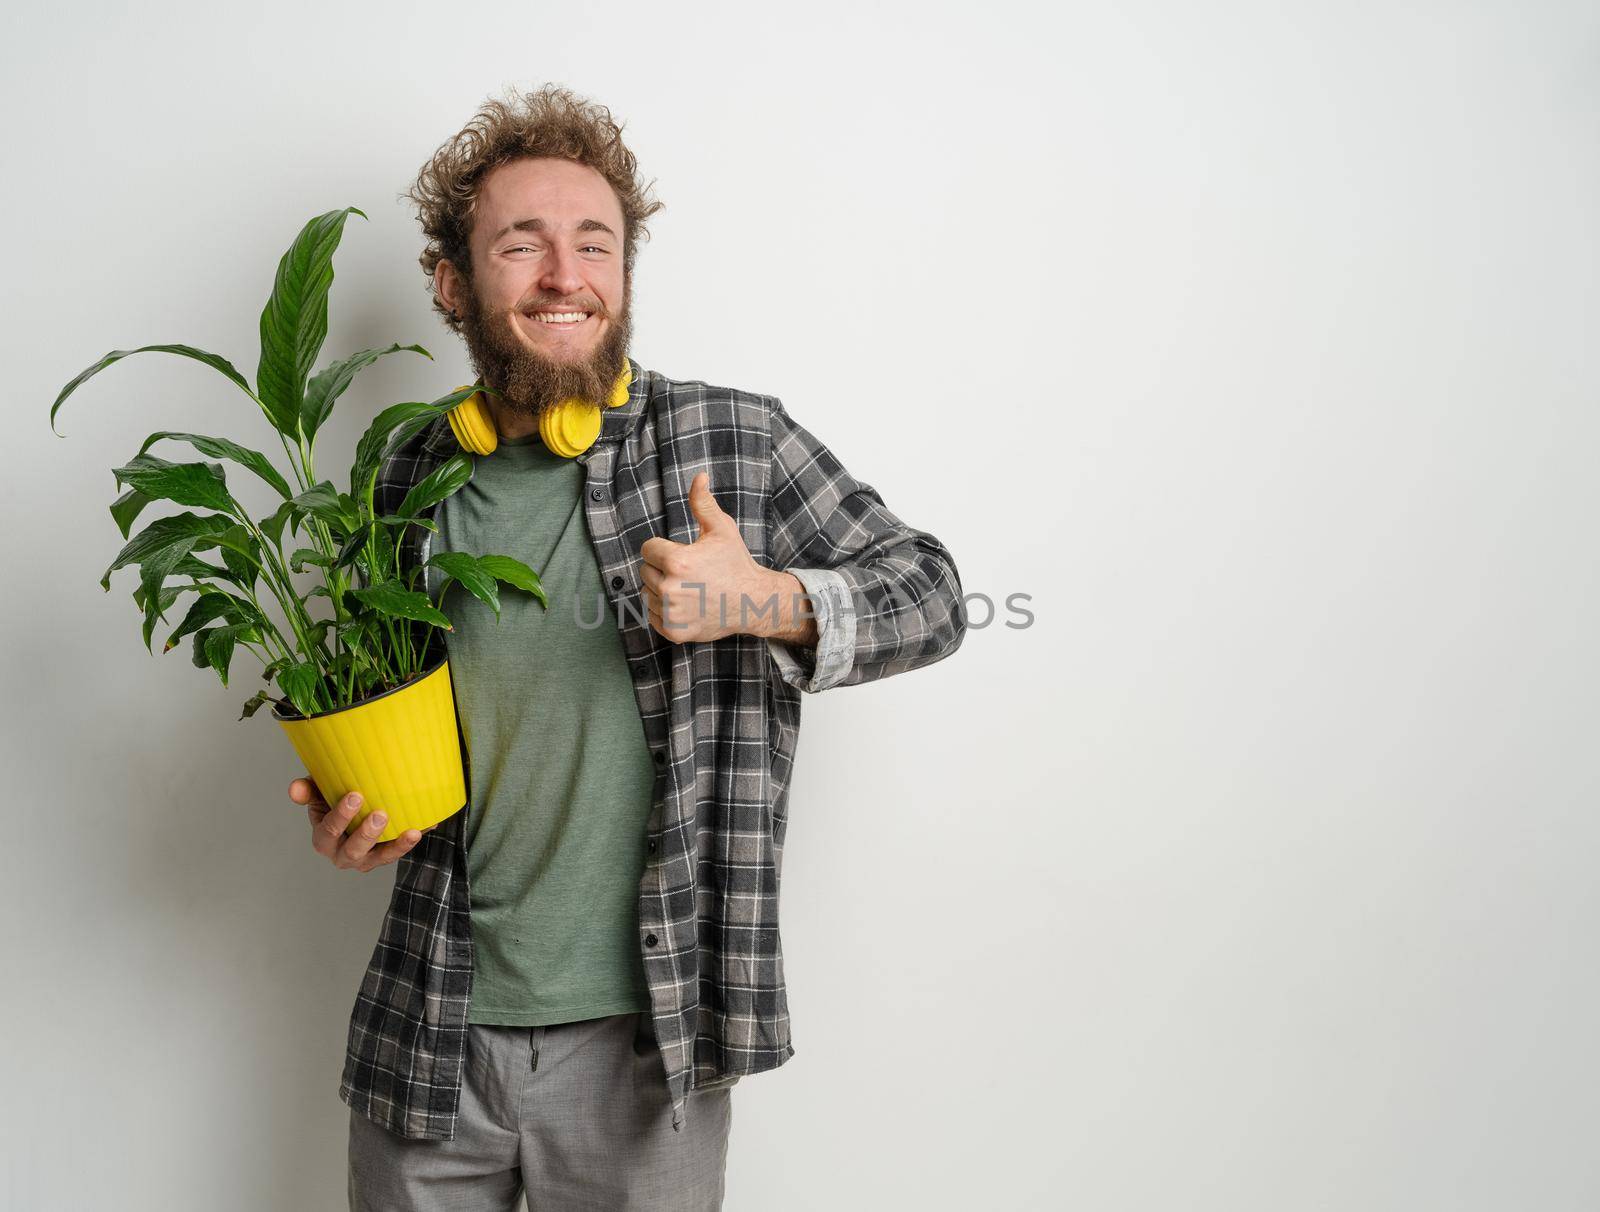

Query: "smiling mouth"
left=523, top=310, right=595, bottom=332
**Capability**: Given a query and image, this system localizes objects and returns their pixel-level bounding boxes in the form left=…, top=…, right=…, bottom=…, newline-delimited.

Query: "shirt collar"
left=593, top=356, right=650, bottom=448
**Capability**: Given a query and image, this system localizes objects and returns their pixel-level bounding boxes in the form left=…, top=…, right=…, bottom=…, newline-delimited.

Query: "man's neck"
left=486, top=395, right=541, bottom=442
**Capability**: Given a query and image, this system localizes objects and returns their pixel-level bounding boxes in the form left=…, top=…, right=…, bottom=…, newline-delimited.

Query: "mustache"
left=519, top=298, right=604, bottom=315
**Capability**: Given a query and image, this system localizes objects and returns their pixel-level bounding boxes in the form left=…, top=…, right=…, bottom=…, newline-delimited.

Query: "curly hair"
left=403, top=84, right=664, bottom=333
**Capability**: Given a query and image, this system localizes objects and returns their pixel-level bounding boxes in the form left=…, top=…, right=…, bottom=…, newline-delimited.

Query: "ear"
left=435, top=258, right=465, bottom=320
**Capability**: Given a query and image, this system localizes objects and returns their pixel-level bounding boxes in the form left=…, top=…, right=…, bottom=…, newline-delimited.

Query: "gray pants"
left=348, top=1011, right=734, bottom=1210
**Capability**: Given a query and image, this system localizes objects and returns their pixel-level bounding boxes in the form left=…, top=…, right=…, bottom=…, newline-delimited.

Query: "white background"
left=3, top=1, right=1597, bottom=1209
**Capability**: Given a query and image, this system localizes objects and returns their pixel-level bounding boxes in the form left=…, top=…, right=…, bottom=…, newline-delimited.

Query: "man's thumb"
left=689, top=472, right=730, bottom=536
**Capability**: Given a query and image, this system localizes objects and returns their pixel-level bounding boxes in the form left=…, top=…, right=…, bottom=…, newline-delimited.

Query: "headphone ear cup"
left=538, top=400, right=603, bottom=458
left=447, top=389, right=498, bottom=454
left=607, top=358, right=634, bottom=408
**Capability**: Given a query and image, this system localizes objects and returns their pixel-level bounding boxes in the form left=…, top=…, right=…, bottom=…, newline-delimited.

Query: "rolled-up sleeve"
left=763, top=396, right=967, bottom=693
left=766, top=565, right=857, bottom=692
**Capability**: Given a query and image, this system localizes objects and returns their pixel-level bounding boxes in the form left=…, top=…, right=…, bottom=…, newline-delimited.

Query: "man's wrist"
left=747, top=570, right=819, bottom=645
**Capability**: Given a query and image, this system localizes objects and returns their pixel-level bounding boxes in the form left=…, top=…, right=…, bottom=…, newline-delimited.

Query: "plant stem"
left=279, top=431, right=309, bottom=494
left=232, top=508, right=328, bottom=678
left=240, top=583, right=297, bottom=668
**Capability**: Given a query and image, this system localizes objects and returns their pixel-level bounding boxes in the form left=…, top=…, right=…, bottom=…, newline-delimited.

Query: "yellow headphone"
left=446, top=358, right=634, bottom=458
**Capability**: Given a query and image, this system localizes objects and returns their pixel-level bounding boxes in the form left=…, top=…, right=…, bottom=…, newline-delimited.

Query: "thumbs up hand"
left=639, top=471, right=796, bottom=643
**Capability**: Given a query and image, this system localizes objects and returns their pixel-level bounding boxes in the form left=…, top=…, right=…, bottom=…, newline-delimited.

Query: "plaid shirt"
left=338, top=358, right=967, bottom=1139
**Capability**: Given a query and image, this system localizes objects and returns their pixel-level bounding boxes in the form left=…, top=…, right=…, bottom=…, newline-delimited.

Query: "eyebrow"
left=489, top=217, right=618, bottom=243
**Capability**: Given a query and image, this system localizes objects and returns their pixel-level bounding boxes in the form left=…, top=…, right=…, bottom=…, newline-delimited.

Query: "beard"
left=454, top=274, right=634, bottom=422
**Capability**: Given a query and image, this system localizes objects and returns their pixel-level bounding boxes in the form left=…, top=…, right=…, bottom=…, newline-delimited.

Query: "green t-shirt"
left=431, top=431, right=656, bottom=1026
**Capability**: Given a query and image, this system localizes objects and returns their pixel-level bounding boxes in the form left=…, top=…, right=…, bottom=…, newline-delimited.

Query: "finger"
left=645, top=589, right=690, bottom=635
left=312, top=792, right=364, bottom=859
left=334, top=807, right=389, bottom=870
left=639, top=562, right=665, bottom=595
left=640, top=536, right=686, bottom=570
left=360, top=829, right=428, bottom=870
left=656, top=589, right=697, bottom=633
left=346, top=814, right=441, bottom=870
left=647, top=602, right=682, bottom=641
left=289, top=776, right=326, bottom=808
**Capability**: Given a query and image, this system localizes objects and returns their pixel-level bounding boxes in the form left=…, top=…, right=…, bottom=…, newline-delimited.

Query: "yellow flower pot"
left=272, top=652, right=466, bottom=844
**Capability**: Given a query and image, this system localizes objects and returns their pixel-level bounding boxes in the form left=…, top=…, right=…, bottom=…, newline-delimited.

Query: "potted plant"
left=47, top=206, right=543, bottom=843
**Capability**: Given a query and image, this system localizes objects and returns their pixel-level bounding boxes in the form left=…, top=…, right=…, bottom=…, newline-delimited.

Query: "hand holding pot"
left=289, top=778, right=433, bottom=873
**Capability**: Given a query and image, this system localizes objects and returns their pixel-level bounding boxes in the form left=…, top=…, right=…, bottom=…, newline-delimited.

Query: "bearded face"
left=454, top=267, right=634, bottom=423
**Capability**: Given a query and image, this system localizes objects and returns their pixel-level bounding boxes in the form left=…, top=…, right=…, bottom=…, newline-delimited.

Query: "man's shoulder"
left=374, top=413, right=453, bottom=504
left=644, top=364, right=782, bottom=428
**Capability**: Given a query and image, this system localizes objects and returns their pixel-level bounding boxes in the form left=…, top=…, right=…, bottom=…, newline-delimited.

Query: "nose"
left=537, top=243, right=588, bottom=304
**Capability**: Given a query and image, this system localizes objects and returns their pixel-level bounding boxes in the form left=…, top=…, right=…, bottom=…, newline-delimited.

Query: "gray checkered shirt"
left=337, top=358, right=967, bottom=1138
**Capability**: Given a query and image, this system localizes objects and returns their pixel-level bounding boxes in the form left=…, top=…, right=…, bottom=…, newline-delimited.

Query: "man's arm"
left=763, top=395, right=967, bottom=693
left=752, top=571, right=820, bottom=647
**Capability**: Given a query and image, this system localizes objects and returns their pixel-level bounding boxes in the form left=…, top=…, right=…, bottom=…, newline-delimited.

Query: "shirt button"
left=645, top=933, right=658, bottom=947
left=611, top=575, right=624, bottom=590
left=653, top=750, right=666, bottom=765
left=590, top=486, right=605, bottom=502
left=647, top=839, right=658, bottom=854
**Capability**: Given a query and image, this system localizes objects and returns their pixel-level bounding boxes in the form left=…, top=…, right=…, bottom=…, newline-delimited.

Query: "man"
left=288, top=84, right=966, bottom=1211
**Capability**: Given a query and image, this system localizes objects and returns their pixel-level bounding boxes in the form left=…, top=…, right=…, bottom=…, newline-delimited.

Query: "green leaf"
left=215, top=524, right=256, bottom=558
left=333, top=521, right=378, bottom=574
left=101, top=511, right=240, bottom=591
left=49, top=344, right=260, bottom=437
left=111, top=454, right=235, bottom=514
left=348, top=386, right=479, bottom=504
left=301, top=343, right=432, bottom=445
left=238, top=689, right=277, bottom=720
left=476, top=554, right=549, bottom=609
left=110, top=487, right=154, bottom=539
left=397, top=451, right=473, bottom=519
left=203, top=624, right=246, bottom=687
left=135, top=544, right=206, bottom=636
left=191, top=627, right=216, bottom=669
left=256, top=207, right=367, bottom=439
left=289, top=547, right=332, bottom=573
left=137, top=584, right=187, bottom=653
left=133, top=579, right=190, bottom=614
left=333, top=524, right=371, bottom=572
left=428, top=551, right=502, bottom=619
left=260, top=498, right=301, bottom=548
left=350, top=402, right=441, bottom=503
left=192, top=621, right=263, bottom=688
left=348, top=580, right=454, bottom=631
left=170, top=554, right=233, bottom=582
left=164, top=590, right=256, bottom=653
left=133, top=574, right=217, bottom=639
left=118, top=516, right=253, bottom=631
left=136, top=431, right=294, bottom=500
left=368, top=521, right=400, bottom=579
left=335, top=514, right=427, bottom=574
left=276, top=660, right=324, bottom=718
left=288, top=481, right=358, bottom=533
left=380, top=514, right=438, bottom=531
left=218, top=529, right=260, bottom=589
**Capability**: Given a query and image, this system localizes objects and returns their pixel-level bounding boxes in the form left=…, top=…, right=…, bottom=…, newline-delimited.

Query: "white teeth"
left=531, top=311, right=589, bottom=324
